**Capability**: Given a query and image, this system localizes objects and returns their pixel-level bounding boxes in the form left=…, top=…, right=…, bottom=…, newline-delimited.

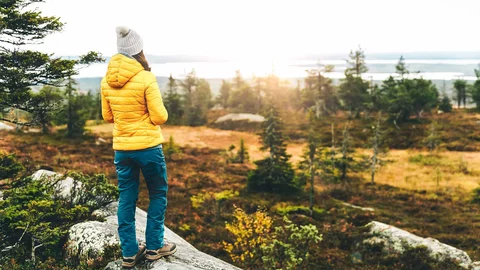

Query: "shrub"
left=473, top=187, right=480, bottom=204
left=164, top=135, right=180, bottom=161
left=408, top=154, right=441, bottom=166
left=66, top=172, right=119, bottom=210
left=223, top=206, right=322, bottom=269
left=275, top=205, right=325, bottom=219
left=222, top=206, right=273, bottom=267
left=0, top=153, right=24, bottom=180
left=261, top=216, right=323, bottom=270
left=0, top=170, right=118, bottom=269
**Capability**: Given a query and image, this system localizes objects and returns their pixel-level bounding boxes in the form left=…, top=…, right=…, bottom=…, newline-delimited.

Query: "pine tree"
left=189, top=79, right=212, bottom=126
left=30, top=86, right=63, bottom=134
left=439, top=94, right=453, bottom=113
left=424, top=122, right=440, bottom=154
left=54, top=78, right=89, bottom=137
left=471, top=75, right=480, bottom=111
left=339, top=122, right=354, bottom=181
left=395, top=56, right=409, bottom=78
left=247, top=101, right=297, bottom=193
left=180, top=70, right=197, bottom=125
left=338, top=74, right=370, bottom=117
left=217, top=79, right=232, bottom=109
left=237, top=138, right=249, bottom=164
left=164, top=74, right=183, bottom=125
left=0, top=0, right=103, bottom=126
left=229, top=71, right=256, bottom=113
left=345, top=45, right=368, bottom=76
left=370, top=113, right=387, bottom=184
left=339, top=46, right=370, bottom=117
left=179, top=72, right=212, bottom=126
left=301, top=113, right=321, bottom=215
left=302, top=65, right=338, bottom=116
left=453, top=79, right=468, bottom=108
left=164, top=135, right=180, bottom=161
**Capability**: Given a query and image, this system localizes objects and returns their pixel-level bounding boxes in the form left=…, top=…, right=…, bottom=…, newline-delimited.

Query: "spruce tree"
left=217, top=79, right=232, bottom=109
left=339, top=46, right=370, bottom=117
left=470, top=75, right=480, bottom=111
left=297, top=113, right=321, bottom=215
left=54, top=78, right=89, bottom=137
left=237, top=138, right=248, bottom=164
left=395, top=56, right=409, bottom=78
left=439, top=94, right=453, bottom=113
left=164, top=74, right=183, bottom=125
left=339, top=122, right=354, bottom=181
left=180, top=70, right=197, bottom=125
left=247, top=101, right=297, bottom=193
left=345, top=45, right=368, bottom=76
left=30, top=86, right=63, bottom=134
left=453, top=79, right=468, bottom=108
left=0, top=0, right=103, bottom=126
left=370, top=113, right=387, bottom=184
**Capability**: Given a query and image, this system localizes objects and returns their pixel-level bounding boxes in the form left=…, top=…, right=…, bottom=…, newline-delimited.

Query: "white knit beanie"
left=116, top=26, right=143, bottom=56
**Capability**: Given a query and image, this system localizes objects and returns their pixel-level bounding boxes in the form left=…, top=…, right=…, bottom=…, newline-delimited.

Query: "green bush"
left=164, top=135, right=180, bottom=161
left=261, top=216, right=323, bottom=270
left=473, top=187, right=480, bottom=204
left=0, top=168, right=118, bottom=269
left=247, top=158, right=299, bottom=193
left=408, top=154, right=441, bottom=166
left=276, top=205, right=325, bottom=219
left=0, top=153, right=24, bottom=180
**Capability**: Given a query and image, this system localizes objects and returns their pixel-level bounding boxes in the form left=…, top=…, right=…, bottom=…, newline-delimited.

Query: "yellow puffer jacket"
left=101, top=54, right=168, bottom=151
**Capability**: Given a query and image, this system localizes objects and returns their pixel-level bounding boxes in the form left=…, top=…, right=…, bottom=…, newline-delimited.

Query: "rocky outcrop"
left=364, top=221, right=479, bottom=269
left=214, top=113, right=265, bottom=124
left=0, top=122, right=14, bottom=131
left=29, top=170, right=237, bottom=269
left=67, top=202, right=239, bottom=270
left=213, top=113, right=265, bottom=131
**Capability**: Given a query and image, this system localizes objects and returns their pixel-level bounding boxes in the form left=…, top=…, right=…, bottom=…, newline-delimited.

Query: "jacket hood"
left=106, top=54, right=144, bottom=88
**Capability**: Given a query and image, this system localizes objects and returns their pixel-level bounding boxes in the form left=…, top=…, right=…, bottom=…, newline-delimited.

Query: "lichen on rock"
left=67, top=202, right=240, bottom=270
left=363, top=221, right=475, bottom=269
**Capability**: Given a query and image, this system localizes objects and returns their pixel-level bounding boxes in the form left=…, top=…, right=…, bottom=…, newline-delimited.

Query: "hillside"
left=1, top=128, right=479, bottom=269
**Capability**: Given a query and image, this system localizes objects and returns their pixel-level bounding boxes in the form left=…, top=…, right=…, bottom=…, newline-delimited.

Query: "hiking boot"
left=122, top=243, right=146, bottom=269
left=145, top=242, right=177, bottom=261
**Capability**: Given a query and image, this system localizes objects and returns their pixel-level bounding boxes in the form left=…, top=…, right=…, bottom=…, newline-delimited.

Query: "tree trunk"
left=309, top=159, right=314, bottom=216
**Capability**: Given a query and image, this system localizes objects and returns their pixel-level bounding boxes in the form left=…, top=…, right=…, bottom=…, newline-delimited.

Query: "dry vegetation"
left=2, top=110, right=480, bottom=268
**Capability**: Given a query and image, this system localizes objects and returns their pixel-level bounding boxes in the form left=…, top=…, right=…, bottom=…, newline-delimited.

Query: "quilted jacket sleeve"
left=145, top=74, right=168, bottom=125
left=101, top=89, right=114, bottom=123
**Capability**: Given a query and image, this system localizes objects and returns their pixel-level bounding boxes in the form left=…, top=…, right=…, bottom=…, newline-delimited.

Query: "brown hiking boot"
left=145, top=242, right=177, bottom=261
left=122, top=243, right=146, bottom=269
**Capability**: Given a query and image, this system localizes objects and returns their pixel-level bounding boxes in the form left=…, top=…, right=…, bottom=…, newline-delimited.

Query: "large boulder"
left=364, top=221, right=477, bottom=269
left=0, top=122, right=14, bottom=131
left=213, top=113, right=265, bottom=131
left=67, top=202, right=239, bottom=270
left=31, top=169, right=82, bottom=198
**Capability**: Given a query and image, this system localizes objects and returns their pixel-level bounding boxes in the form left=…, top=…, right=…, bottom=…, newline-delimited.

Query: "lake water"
left=75, top=59, right=480, bottom=81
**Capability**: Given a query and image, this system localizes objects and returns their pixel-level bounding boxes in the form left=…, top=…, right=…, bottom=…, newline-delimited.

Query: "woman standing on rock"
left=101, top=26, right=176, bottom=268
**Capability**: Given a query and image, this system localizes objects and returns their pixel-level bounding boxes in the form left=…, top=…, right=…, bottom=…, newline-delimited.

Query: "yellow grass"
left=360, top=149, right=480, bottom=193
left=88, top=123, right=480, bottom=193
left=87, top=123, right=306, bottom=164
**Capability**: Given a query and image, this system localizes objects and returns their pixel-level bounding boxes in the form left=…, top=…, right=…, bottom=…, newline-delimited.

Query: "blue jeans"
left=114, top=145, right=168, bottom=257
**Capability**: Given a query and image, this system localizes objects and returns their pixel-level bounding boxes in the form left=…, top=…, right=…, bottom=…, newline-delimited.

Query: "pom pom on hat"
left=116, top=26, right=130, bottom=38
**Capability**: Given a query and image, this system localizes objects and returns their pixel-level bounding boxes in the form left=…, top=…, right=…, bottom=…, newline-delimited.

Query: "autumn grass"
left=85, top=121, right=480, bottom=194
left=86, top=123, right=307, bottom=164
left=2, top=130, right=480, bottom=268
left=359, top=149, right=480, bottom=195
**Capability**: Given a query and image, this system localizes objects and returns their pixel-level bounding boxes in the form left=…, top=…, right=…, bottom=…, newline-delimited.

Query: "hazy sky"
left=30, top=0, right=480, bottom=58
